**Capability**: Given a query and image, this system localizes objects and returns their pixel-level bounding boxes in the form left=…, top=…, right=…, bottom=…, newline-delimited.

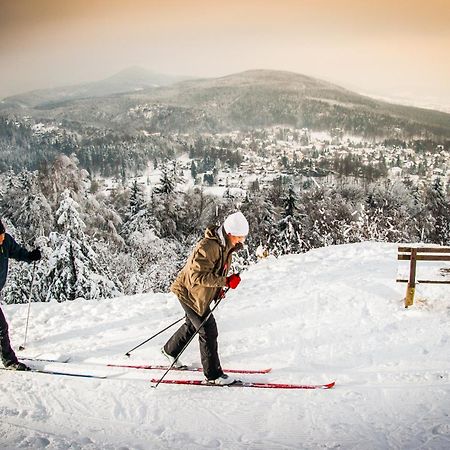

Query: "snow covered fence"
left=397, top=245, right=450, bottom=308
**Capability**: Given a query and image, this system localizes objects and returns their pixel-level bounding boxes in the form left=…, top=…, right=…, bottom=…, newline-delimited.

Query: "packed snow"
left=0, top=242, right=449, bottom=449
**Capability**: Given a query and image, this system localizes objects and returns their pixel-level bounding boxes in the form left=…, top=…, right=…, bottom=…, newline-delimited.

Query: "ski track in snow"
left=0, top=242, right=449, bottom=449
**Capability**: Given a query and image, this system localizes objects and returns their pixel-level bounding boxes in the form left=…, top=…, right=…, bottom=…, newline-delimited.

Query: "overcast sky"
left=1, top=0, right=449, bottom=108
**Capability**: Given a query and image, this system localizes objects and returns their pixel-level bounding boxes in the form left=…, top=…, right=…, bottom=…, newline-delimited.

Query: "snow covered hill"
left=1, top=242, right=449, bottom=449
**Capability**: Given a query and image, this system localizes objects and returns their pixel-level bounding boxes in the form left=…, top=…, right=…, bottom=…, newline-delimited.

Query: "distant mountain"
left=1, top=69, right=450, bottom=139
left=0, top=67, right=190, bottom=108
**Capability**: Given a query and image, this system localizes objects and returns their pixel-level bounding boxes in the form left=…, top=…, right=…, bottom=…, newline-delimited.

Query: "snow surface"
left=1, top=242, right=449, bottom=449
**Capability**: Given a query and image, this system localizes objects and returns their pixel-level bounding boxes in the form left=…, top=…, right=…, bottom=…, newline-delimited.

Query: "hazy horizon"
left=1, top=0, right=449, bottom=110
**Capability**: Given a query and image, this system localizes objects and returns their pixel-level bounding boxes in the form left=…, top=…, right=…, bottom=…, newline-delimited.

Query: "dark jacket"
left=171, top=225, right=236, bottom=316
left=0, top=234, right=34, bottom=291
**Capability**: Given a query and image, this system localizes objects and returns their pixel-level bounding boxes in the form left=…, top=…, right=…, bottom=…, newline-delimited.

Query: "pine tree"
left=424, top=178, right=450, bottom=245
left=240, top=193, right=278, bottom=257
left=154, top=164, right=175, bottom=195
left=55, top=190, right=85, bottom=238
left=151, top=161, right=185, bottom=238
left=128, top=180, right=146, bottom=217
left=0, top=170, right=53, bottom=244
left=190, top=161, right=198, bottom=180
left=273, top=184, right=304, bottom=255
left=44, top=190, right=121, bottom=302
left=284, top=185, right=297, bottom=218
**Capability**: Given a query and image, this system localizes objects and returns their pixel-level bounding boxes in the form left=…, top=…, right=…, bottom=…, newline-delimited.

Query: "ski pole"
left=124, top=316, right=185, bottom=357
left=152, top=287, right=229, bottom=389
left=19, top=262, right=36, bottom=351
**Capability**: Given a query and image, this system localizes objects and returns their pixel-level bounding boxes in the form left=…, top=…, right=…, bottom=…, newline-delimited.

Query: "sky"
left=1, top=0, right=450, bottom=109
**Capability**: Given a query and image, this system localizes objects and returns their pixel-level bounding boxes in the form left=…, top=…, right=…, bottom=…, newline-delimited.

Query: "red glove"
left=226, top=273, right=241, bottom=289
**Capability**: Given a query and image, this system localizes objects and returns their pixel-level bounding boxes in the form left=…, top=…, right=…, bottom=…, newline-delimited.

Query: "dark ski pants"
left=0, top=306, right=18, bottom=366
left=164, top=301, right=223, bottom=380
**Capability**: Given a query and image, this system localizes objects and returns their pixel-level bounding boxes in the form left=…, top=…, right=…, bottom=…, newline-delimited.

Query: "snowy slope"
left=0, top=242, right=449, bottom=449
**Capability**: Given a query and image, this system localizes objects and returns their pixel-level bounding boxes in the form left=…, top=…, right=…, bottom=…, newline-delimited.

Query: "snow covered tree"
left=55, top=189, right=86, bottom=238
left=38, top=154, right=88, bottom=208
left=0, top=222, right=41, bottom=305
left=154, top=162, right=178, bottom=195
left=190, top=161, right=198, bottom=180
left=0, top=170, right=21, bottom=214
left=423, top=178, right=450, bottom=245
left=121, top=181, right=159, bottom=237
left=0, top=170, right=53, bottom=244
left=176, top=188, right=219, bottom=238
left=111, top=179, right=185, bottom=294
left=295, top=187, right=357, bottom=249
left=150, top=161, right=187, bottom=238
left=83, top=192, right=123, bottom=246
left=275, top=216, right=304, bottom=255
left=359, top=182, right=414, bottom=242
left=44, top=190, right=121, bottom=302
left=240, top=192, right=278, bottom=258
left=273, top=185, right=304, bottom=255
left=2, top=256, right=36, bottom=305
left=129, top=180, right=146, bottom=217
left=283, top=185, right=298, bottom=218
left=115, top=229, right=182, bottom=294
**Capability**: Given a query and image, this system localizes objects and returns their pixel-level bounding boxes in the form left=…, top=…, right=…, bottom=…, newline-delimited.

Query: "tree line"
left=0, top=153, right=449, bottom=304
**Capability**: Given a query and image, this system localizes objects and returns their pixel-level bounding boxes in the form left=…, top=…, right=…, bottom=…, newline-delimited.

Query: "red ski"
left=108, top=363, right=271, bottom=374
left=151, top=378, right=335, bottom=390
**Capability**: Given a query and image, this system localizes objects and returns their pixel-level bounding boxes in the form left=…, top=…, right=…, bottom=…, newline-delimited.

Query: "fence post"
left=405, top=248, right=417, bottom=308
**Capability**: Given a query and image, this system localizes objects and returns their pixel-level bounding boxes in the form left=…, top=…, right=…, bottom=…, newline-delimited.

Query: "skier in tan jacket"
left=162, top=211, right=249, bottom=385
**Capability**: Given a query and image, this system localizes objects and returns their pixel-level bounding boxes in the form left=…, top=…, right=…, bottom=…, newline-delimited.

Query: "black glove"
left=28, top=248, right=41, bottom=261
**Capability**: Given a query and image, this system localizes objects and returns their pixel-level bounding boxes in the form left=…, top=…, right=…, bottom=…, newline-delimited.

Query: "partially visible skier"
left=0, top=219, right=41, bottom=370
left=162, top=211, right=249, bottom=385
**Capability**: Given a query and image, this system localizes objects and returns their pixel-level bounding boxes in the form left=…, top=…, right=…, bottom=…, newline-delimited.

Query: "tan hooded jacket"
left=170, top=225, right=236, bottom=316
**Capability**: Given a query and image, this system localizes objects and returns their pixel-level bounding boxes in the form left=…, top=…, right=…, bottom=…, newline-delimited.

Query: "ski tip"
left=325, top=381, right=336, bottom=389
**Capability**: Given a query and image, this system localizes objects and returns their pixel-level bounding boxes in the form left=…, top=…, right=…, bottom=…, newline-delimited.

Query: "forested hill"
left=2, top=69, right=450, bottom=139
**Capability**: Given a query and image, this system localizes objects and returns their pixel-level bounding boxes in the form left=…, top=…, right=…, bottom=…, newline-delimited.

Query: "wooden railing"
left=397, top=246, right=450, bottom=308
